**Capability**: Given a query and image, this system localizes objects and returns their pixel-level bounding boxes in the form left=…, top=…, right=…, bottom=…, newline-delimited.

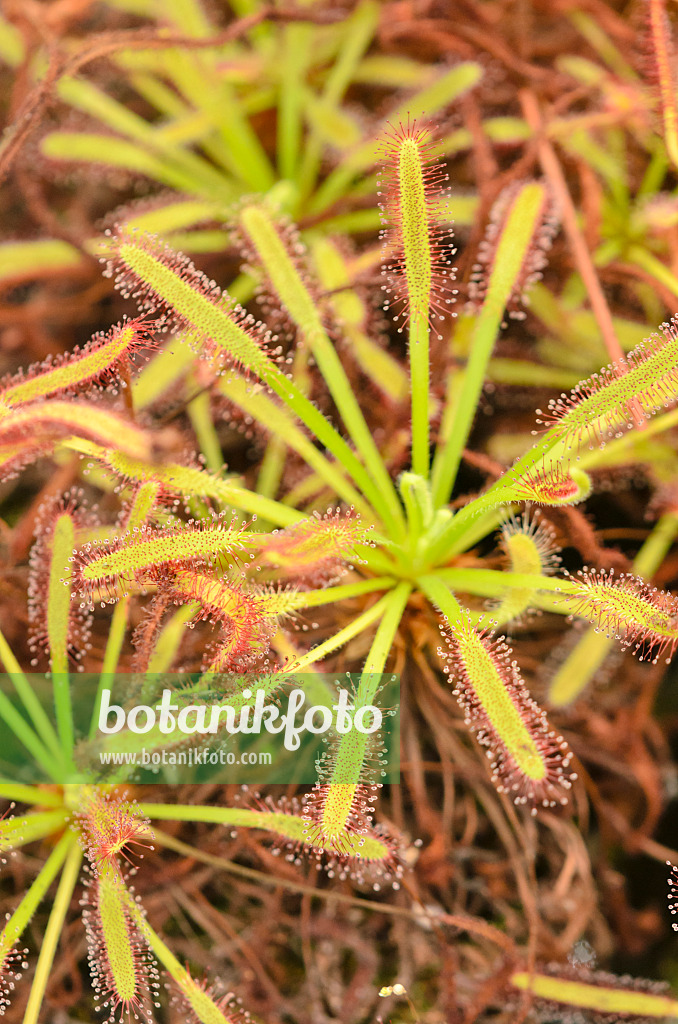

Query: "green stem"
left=218, top=373, right=373, bottom=520
left=430, top=315, right=472, bottom=491
left=417, top=573, right=465, bottom=625
left=1, top=831, right=72, bottom=961
left=430, top=301, right=510, bottom=507
left=146, top=605, right=196, bottom=677
left=255, top=436, right=286, bottom=505
left=130, top=907, right=234, bottom=1024
left=0, top=689, right=64, bottom=782
left=426, top=428, right=570, bottom=563
left=431, top=182, right=553, bottom=507
left=140, top=803, right=263, bottom=823
left=51, top=673, right=73, bottom=763
left=578, top=405, right=678, bottom=470
left=277, top=20, right=313, bottom=180
left=240, top=366, right=384, bottom=522
left=510, top=968, right=678, bottom=1018
left=433, top=567, right=568, bottom=599
left=284, top=590, right=400, bottom=672
left=409, top=312, right=431, bottom=478
left=89, top=599, right=130, bottom=740
left=296, top=0, right=378, bottom=200
left=0, top=629, right=64, bottom=766
left=399, top=472, right=434, bottom=558
left=627, top=244, right=678, bottom=300
left=140, top=803, right=391, bottom=860
left=254, top=346, right=309, bottom=523
left=186, top=386, right=223, bottom=473
left=112, top=235, right=385, bottom=527
left=0, top=783, right=63, bottom=806
left=353, top=582, right=409, bottom=708
left=1, top=810, right=69, bottom=853
left=70, top=438, right=307, bottom=529
left=286, top=576, right=395, bottom=610
left=22, top=836, right=82, bottom=1024
left=238, top=204, right=405, bottom=536
left=322, top=582, right=410, bottom=835
left=633, top=512, right=678, bottom=576
left=207, top=482, right=304, bottom=526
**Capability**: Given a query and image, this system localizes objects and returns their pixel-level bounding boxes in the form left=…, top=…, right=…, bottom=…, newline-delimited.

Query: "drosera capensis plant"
left=3, top=107, right=678, bottom=1021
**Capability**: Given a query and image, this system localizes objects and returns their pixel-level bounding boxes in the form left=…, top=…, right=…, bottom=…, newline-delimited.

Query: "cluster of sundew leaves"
left=7, top=282, right=395, bottom=875
left=3, top=0, right=484, bottom=283
left=2, top=284, right=387, bottom=884
left=92, top=146, right=678, bottom=835
left=5, top=100, right=678, bottom=1022
left=5, top=298, right=393, bottom=885
left=50, top=6, right=678, bottom=1015
left=14, top=115, right=678, bottom=820
left=68, top=506, right=369, bottom=674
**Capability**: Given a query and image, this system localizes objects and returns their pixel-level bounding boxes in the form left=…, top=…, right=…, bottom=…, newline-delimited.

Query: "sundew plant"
left=6, top=3, right=678, bottom=1021
left=2, top=112, right=678, bottom=1020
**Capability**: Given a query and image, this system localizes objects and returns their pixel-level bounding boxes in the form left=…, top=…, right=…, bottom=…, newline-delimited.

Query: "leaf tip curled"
left=164, top=570, right=282, bottom=673
left=493, top=510, right=561, bottom=627
left=78, top=790, right=154, bottom=867
left=440, top=617, right=576, bottom=812
left=500, top=509, right=561, bottom=575
left=514, top=462, right=591, bottom=506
